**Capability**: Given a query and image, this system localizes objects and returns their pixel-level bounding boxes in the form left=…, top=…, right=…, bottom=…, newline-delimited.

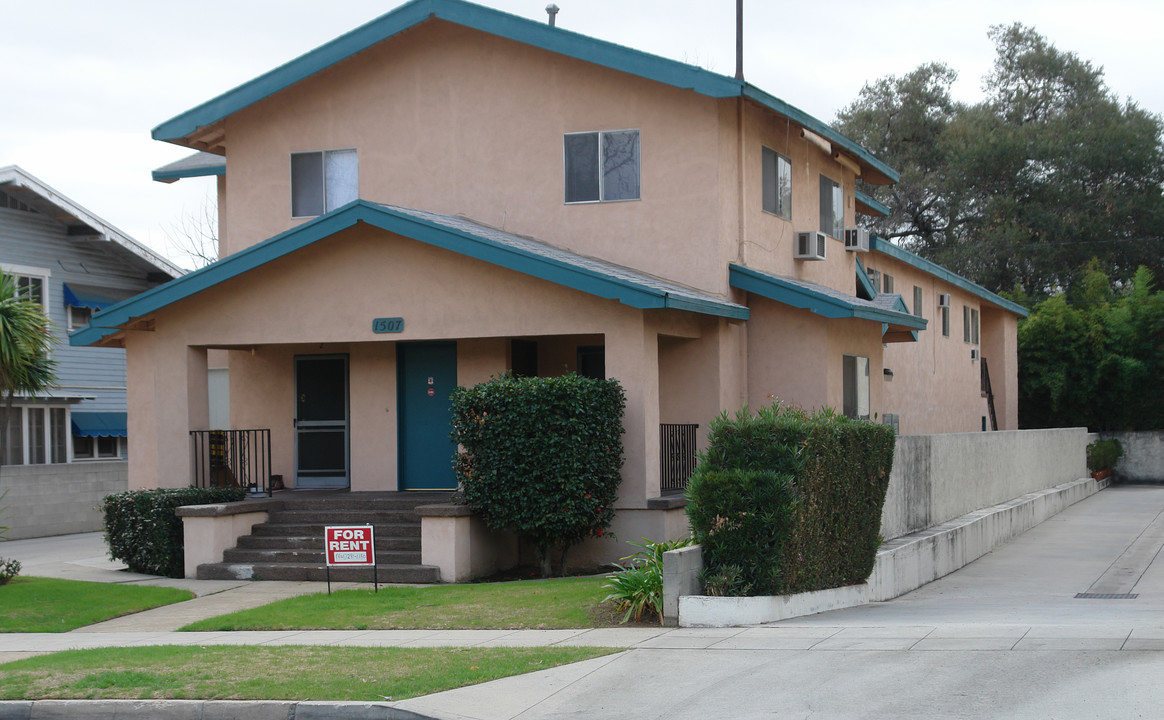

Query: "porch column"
left=605, top=316, right=660, bottom=508
left=124, top=331, right=158, bottom=490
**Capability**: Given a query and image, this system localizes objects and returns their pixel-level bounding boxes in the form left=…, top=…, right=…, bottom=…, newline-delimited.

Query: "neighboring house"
left=0, top=166, right=182, bottom=465
left=72, top=0, right=1026, bottom=560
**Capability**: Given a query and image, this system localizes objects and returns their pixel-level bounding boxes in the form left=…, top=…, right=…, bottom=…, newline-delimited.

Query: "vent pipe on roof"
left=546, top=4, right=559, bottom=26
left=735, top=0, right=744, bottom=80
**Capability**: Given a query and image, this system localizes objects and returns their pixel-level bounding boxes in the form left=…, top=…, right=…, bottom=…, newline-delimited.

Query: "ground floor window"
left=72, top=435, right=123, bottom=460
left=842, top=355, right=870, bottom=421
left=577, top=346, right=606, bottom=379
left=0, top=405, right=69, bottom=465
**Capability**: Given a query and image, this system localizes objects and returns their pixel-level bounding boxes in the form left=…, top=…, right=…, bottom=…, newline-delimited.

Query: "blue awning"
left=71, top=412, right=127, bottom=438
left=63, top=284, right=122, bottom=311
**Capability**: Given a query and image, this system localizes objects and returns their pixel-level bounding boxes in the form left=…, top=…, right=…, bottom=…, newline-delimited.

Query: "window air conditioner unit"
left=844, top=227, right=870, bottom=252
left=970, top=348, right=980, bottom=361
left=795, top=231, right=827, bottom=261
left=938, top=293, right=951, bottom=308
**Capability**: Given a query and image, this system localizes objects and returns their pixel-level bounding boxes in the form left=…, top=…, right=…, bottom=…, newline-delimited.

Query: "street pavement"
left=3, top=483, right=1164, bottom=718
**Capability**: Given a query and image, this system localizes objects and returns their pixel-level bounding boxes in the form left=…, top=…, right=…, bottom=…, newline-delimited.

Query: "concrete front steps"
left=195, top=491, right=453, bottom=583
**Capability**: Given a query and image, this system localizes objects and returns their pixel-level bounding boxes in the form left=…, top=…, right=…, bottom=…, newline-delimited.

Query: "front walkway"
left=5, top=485, right=1164, bottom=718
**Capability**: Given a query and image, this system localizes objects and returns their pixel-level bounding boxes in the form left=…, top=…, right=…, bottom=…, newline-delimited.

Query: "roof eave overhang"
left=71, top=201, right=747, bottom=346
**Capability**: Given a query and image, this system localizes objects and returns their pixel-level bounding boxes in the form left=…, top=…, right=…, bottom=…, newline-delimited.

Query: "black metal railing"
left=190, top=429, right=272, bottom=495
left=660, top=423, right=699, bottom=492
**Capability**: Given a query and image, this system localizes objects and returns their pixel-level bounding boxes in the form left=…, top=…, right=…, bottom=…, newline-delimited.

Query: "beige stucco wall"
left=124, top=223, right=744, bottom=505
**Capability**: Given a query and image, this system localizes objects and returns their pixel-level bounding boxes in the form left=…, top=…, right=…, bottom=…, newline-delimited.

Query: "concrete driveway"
left=395, top=483, right=1164, bottom=720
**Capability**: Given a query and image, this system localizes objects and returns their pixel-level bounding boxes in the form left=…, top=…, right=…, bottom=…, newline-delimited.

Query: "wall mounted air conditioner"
left=844, top=227, right=870, bottom=252
left=795, top=231, right=827, bottom=261
left=938, top=293, right=951, bottom=308
left=970, top=348, right=980, bottom=361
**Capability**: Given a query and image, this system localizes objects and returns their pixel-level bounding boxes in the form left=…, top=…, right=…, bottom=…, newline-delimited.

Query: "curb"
left=0, top=700, right=439, bottom=720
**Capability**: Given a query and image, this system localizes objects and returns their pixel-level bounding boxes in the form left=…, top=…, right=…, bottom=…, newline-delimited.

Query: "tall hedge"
left=102, top=487, right=246, bottom=578
left=686, top=403, right=895, bottom=595
left=451, top=373, right=625, bottom=576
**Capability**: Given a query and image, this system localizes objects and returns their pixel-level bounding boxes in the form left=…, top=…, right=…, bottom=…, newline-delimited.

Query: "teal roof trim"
left=729, top=264, right=926, bottom=331
left=153, top=0, right=739, bottom=143
left=855, top=190, right=890, bottom=217
left=150, top=0, right=896, bottom=181
left=854, top=257, right=878, bottom=299
left=869, top=236, right=1029, bottom=317
left=741, top=86, right=899, bottom=183
left=71, top=200, right=746, bottom=346
left=152, top=164, right=225, bottom=183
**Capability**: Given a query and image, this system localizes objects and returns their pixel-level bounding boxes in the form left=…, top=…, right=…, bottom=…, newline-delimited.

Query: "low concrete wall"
left=1094, top=431, right=1164, bottom=482
left=881, top=428, right=1088, bottom=540
left=1, top=462, right=128, bottom=540
left=177, top=501, right=274, bottom=579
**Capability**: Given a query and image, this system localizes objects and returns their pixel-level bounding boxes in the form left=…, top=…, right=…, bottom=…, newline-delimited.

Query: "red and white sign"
left=324, top=525, right=376, bottom=567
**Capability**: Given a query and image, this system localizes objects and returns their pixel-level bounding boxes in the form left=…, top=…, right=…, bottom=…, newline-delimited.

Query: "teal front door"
left=295, top=354, right=349, bottom=489
left=397, top=342, right=458, bottom=490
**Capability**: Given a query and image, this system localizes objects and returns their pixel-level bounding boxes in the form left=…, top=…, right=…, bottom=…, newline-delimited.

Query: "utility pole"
left=735, top=0, right=744, bottom=81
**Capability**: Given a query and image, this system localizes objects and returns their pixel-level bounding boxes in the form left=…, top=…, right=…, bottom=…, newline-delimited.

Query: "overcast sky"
left=5, top=0, right=1162, bottom=269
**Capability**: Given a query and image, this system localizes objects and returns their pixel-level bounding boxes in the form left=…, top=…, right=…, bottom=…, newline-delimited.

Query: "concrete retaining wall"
left=0, top=462, right=128, bottom=540
left=881, top=428, right=1088, bottom=540
left=1095, top=431, right=1164, bottom=482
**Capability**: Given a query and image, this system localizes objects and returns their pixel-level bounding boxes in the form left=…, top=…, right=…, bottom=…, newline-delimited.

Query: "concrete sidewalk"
left=4, top=484, right=1164, bottom=719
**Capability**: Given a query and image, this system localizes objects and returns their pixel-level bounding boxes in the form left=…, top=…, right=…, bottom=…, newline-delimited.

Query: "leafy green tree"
left=837, top=24, right=1164, bottom=298
left=1018, top=265, right=1164, bottom=430
left=0, top=271, right=56, bottom=472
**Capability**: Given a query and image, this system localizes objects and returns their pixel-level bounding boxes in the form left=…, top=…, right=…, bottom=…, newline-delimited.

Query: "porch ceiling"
left=70, top=200, right=748, bottom=348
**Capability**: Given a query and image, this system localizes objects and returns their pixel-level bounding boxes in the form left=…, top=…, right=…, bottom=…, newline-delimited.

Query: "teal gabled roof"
left=870, top=236, right=1029, bottom=317
left=151, top=0, right=896, bottom=183
left=728, top=264, right=925, bottom=341
left=70, top=200, right=747, bottom=346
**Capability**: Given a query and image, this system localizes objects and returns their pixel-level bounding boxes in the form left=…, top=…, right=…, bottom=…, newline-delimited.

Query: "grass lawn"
left=0, top=645, right=620, bottom=701
left=182, top=575, right=623, bottom=631
left=0, top=577, right=194, bottom=633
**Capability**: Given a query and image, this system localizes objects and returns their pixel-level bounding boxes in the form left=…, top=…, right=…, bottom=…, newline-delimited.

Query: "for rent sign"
left=324, top=525, right=376, bottom=567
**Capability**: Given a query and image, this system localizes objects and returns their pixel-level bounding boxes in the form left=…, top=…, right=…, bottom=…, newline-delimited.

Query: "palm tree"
left=0, top=272, right=57, bottom=474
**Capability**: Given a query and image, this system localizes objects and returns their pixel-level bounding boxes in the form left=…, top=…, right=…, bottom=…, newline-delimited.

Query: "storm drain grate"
left=1074, top=593, right=1139, bottom=599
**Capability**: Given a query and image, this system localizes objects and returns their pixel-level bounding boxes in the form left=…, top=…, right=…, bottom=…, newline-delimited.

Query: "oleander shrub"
left=451, top=372, right=625, bottom=577
left=102, top=487, right=246, bottom=578
left=686, top=402, right=895, bottom=596
left=0, top=557, right=20, bottom=585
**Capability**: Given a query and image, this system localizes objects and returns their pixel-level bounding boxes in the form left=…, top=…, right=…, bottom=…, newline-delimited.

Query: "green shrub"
left=102, top=487, right=246, bottom=578
left=0, top=557, right=20, bottom=585
left=1086, top=438, right=1124, bottom=472
left=603, top=537, right=694, bottom=624
left=451, top=373, right=625, bottom=577
left=685, top=402, right=895, bottom=596
left=685, top=469, right=796, bottom=596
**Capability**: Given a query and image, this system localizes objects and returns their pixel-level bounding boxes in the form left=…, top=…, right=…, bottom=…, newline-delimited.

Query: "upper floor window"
left=564, top=130, right=640, bottom=203
left=3, top=264, right=49, bottom=312
left=819, top=175, right=843, bottom=238
left=882, top=273, right=895, bottom=294
left=761, top=147, right=791, bottom=219
left=291, top=149, right=358, bottom=218
left=964, top=306, right=980, bottom=344
left=913, top=286, right=923, bottom=317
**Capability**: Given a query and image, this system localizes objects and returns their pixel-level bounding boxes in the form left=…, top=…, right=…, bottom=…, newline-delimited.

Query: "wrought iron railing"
left=190, top=429, right=272, bottom=495
left=660, top=423, right=699, bottom=492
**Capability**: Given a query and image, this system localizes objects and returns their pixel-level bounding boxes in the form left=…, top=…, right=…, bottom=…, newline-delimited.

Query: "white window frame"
left=819, top=175, right=844, bottom=239
left=913, top=286, right=923, bottom=317
left=964, top=306, right=980, bottom=344
left=1, top=263, right=51, bottom=315
left=842, top=355, right=871, bottom=421
left=761, top=146, right=792, bottom=219
left=72, top=434, right=124, bottom=461
left=290, top=148, right=359, bottom=218
left=1, top=404, right=70, bottom=466
left=563, top=129, right=641, bottom=204
left=67, top=304, right=93, bottom=331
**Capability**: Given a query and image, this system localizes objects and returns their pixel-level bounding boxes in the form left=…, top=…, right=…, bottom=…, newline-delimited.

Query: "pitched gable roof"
left=152, top=0, right=896, bottom=184
left=70, top=200, right=748, bottom=347
left=0, top=166, right=184, bottom=279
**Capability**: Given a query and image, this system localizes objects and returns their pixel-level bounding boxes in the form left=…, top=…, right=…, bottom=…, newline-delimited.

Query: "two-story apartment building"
left=72, top=0, right=1026, bottom=559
